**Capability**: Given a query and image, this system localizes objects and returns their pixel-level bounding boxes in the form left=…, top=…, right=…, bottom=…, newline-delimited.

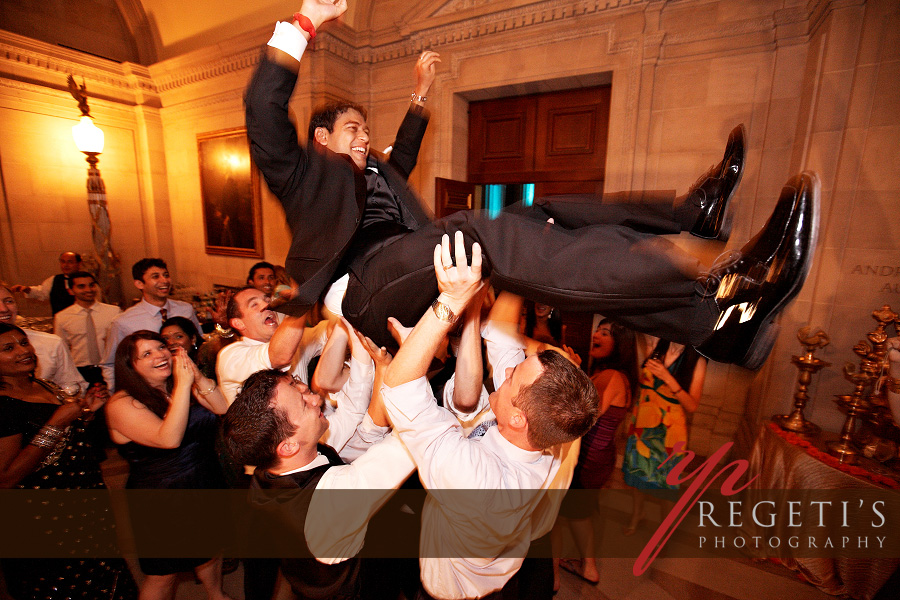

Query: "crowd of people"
left=0, top=235, right=723, bottom=600
left=0, top=2, right=828, bottom=598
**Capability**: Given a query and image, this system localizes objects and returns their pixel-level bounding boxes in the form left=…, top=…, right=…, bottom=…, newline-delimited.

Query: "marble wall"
left=0, top=0, right=898, bottom=454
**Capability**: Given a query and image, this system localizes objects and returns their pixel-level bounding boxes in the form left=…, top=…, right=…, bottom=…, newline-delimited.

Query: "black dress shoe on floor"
left=696, top=171, right=819, bottom=369
left=687, top=124, right=746, bottom=241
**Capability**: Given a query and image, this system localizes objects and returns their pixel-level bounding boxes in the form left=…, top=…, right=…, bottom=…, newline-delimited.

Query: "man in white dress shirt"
left=380, top=232, right=598, bottom=600
left=1, top=284, right=86, bottom=391
left=100, top=258, right=202, bottom=389
left=53, top=271, right=121, bottom=385
left=217, top=287, right=331, bottom=405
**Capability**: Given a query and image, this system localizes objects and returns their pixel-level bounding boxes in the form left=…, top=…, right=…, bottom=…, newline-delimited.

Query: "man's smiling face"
left=316, top=108, right=370, bottom=169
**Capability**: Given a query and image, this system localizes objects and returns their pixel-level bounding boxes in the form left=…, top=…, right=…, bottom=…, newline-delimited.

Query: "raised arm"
left=268, top=315, right=310, bottom=369
left=450, top=286, right=489, bottom=414
left=387, top=51, right=440, bottom=179
left=245, top=0, right=347, bottom=201
left=383, top=232, right=484, bottom=388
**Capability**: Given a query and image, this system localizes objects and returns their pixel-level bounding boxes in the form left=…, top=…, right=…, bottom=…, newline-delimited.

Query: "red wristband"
left=292, top=12, right=316, bottom=39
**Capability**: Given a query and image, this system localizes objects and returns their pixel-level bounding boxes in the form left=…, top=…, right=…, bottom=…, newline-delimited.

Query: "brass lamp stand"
left=827, top=305, right=898, bottom=464
left=773, top=327, right=829, bottom=435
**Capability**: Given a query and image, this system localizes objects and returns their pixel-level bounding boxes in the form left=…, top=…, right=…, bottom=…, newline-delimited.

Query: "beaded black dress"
left=0, top=380, right=138, bottom=600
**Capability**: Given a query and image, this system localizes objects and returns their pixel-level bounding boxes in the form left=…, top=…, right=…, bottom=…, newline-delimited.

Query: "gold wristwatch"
left=431, top=298, right=459, bottom=324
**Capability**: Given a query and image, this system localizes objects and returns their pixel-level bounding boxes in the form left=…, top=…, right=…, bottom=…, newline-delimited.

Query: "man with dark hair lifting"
left=247, top=0, right=818, bottom=370
left=223, top=368, right=414, bottom=600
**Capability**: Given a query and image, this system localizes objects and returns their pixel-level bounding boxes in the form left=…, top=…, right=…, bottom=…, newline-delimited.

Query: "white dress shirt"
left=100, top=298, right=201, bottom=389
left=54, top=301, right=121, bottom=367
left=275, top=433, right=416, bottom=563
left=22, top=275, right=57, bottom=302
left=24, top=329, right=88, bottom=391
left=381, top=321, right=579, bottom=600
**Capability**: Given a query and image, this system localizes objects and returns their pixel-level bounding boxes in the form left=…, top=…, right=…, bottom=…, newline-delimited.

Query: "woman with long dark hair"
left=553, top=318, right=638, bottom=588
left=105, top=330, right=231, bottom=600
left=0, top=322, right=138, bottom=599
left=622, top=335, right=707, bottom=535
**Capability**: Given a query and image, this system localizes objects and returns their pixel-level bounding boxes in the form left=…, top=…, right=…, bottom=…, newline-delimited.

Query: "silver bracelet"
left=410, top=92, right=427, bottom=103
left=29, top=425, right=66, bottom=449
left=196, top=382, right=217, bottom=395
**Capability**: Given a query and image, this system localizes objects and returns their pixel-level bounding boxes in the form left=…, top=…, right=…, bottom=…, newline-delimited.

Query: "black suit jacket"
left=245, top=53, right=432, bottom=315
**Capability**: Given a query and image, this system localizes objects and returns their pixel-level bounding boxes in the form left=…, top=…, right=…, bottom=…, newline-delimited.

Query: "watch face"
left=433, top=300, right=454, bottom=323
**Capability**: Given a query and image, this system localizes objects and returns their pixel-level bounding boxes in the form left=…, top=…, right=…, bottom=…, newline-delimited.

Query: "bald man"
left=11, top=251, right=84, bottom=315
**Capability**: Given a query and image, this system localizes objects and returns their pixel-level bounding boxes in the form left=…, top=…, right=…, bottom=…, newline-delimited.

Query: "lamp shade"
left=72, top=116, right=104, bottom=154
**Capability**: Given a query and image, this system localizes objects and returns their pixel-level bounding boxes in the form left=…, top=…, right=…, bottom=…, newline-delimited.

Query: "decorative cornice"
left=152, top=47, right=260, bottom=93
left=0, top=30, right=157, bottom=105
left=664, top=15, right=776, bottom=45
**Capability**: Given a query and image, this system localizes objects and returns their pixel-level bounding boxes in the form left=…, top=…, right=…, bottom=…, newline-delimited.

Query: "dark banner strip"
left=0, top=488, right=897, bottom=559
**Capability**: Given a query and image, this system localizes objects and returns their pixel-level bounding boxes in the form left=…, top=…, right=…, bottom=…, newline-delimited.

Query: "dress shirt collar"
left=484, top=426, right=545, bottom=463
left=276, top=453, right=330, bottom=476
left=138, top=298, right=172, bottom=315
left=71, top=301, right=99, bottom=314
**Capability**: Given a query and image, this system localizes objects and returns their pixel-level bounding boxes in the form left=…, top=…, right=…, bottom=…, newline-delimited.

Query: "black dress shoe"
left=696, top=171, right=819, bottom=369
left=687, top=124, right=746, bottom=240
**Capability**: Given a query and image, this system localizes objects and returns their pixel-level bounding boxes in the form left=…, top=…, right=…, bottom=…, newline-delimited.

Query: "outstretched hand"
left=434, top=231, right=484, bottom=316
left=299, top=0, right=348, bottom=30
left=414, top=51, right=441, bottom=98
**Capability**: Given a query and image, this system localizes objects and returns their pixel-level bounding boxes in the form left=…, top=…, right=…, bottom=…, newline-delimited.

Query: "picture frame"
left=197, top=127, right=263, bottom=258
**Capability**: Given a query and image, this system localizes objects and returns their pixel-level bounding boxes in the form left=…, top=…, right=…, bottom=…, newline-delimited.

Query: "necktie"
left=468, top=419, right=497, bottom=439
left=159, top=308, right=168, bottom=323
left=84, top=307, right=101, bottom=364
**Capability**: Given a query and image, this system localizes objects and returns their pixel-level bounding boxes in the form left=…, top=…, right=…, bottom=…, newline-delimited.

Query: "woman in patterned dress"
left=621, top=335, right=707, bottom=535
left=0, top=323, right=138, bottom=600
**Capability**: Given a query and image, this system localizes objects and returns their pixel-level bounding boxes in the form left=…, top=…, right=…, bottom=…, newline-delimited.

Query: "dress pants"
left=343, top=192, right=715, bottom=350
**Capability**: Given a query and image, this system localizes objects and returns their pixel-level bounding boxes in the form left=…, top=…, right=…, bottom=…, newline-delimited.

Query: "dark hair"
left=648, top=338, right=701, bottom=392
left=523, top=301, right=563, bottom=345
left=226, top=286, right=257, bottom=324
left=0, top=283, right=12, bottom=295
left=161, top=316, right=201, bottom=361
left=132, top=258, right=167, bottom=281
left=114, top=330, right=173, bottom=418
left=591, top=318, right=639, bottom=402
left=69, top=270, right=97, bottom=284
left=307, top=101, right=368, bottom=143
left=247, top=262, right=276, bottom=285
left=223, top=369, right=295, bottom=470
left=0, top=323, right=32, bottom=387
left=514, top=350, right=599, bottom=449
left=60, top=252, right=82, bottom=262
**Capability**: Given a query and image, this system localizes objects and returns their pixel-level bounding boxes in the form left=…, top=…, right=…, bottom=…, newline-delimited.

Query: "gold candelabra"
left=773, top=327, right=830, bottom=435
left=827, top=305, right=899, bottom=464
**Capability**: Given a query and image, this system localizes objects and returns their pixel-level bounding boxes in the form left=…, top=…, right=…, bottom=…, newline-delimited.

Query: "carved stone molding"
left=152, top=48, right=260, bottom=94
left=0, top=31, right=157, bottom=106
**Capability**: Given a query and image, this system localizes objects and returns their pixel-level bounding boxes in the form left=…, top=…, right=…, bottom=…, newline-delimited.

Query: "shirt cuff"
left=381, top=376, right=434, bottom=422
left=356, top=413, right=390, bottom=443
left=267, top=21, right=309, bottom=62
left=481, top=320, right=526, bottom=349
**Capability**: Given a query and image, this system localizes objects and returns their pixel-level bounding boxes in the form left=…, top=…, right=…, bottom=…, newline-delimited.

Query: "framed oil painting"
left=197, top=127, right=263, bottom=257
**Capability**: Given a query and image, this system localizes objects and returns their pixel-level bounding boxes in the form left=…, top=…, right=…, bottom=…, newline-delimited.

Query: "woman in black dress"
left=0, top=323, right=138, bottom=600
left=105, top=330, right=231, bottom=600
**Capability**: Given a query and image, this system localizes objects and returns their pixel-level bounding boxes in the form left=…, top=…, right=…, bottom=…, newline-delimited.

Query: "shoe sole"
left=736, top=171, right=820, bottom=369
